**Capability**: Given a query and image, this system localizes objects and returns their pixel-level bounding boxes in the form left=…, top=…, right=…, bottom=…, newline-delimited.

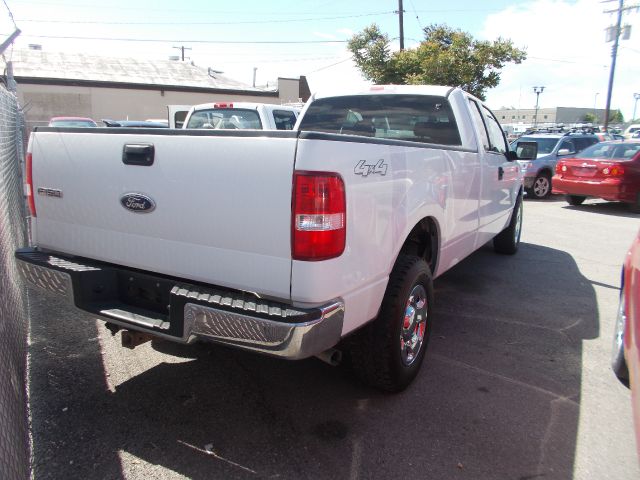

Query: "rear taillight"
left=555, top=162, right=565, bottom=174
left=292, top=172, right=345, bottom=261
left=25, top=151, right=36, bottom=216
left=214, top=103, right=233, bottom=108
left=602, top=165, right=625, bottom=176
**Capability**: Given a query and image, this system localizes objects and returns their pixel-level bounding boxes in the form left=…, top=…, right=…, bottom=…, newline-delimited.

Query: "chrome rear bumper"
left=16, top=248, right=344, bottom=360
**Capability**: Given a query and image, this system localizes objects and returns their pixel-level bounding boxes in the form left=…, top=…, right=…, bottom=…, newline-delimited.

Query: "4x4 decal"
left=354, top=159, right=388, bottom=177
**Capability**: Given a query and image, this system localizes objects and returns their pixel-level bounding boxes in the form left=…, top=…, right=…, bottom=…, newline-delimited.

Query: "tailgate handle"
left=123, top=144, right=154, bottom=166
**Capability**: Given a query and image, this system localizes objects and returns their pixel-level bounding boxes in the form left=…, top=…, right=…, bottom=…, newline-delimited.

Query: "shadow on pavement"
left=562, top=200, right=638, bottom=218
left=28, top=241, right=597, bottom=480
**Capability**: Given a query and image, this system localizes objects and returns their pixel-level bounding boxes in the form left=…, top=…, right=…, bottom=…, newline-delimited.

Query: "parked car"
left=624, top=124, right=640, bottom=139
left=552, top=141, right=640, bottom=212
left=510, top=132, right=600, bottom=199
left=102, top=119, right=168, bottom=128
left=48, top=116, right=97, bottom=127
left=612, top=229, right=640, bottom=458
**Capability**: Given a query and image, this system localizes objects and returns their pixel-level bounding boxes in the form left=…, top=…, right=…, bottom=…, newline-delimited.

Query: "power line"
left=15, top=11, right=395, bottom=25
left=305, top=57, right=352, bottom=74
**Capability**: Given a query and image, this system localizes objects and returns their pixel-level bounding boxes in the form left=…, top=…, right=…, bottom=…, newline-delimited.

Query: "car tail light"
left=602, top=164, right=625, bottom=176
left=214, top=103, right=233, bottom=108
left=556, top=162, right=566, bottom=174
left=25, top=151, right=36, bottom=217
left=292, top=172, right=345, bottom=261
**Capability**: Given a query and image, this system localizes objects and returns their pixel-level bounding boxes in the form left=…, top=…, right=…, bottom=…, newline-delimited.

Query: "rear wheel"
left=629, top=192, right=640, bottom=213
left=531, top=172, right=551, bottom=199
left=348, top=255, right=433, bottom=392
left=566, top=195, right=586, bottom=206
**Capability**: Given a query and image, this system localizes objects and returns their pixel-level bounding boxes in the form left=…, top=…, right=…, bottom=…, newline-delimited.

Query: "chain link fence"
left=0, top=82, right=29, bottom=479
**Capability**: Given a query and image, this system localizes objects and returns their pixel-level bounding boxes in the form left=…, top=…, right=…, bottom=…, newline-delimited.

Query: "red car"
left=552, top=141, right=640, bottom=212
left=613, top=229, right=640, bottom=458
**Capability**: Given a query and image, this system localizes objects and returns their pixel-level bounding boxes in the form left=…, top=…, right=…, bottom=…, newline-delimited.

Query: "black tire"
left=612, top=295, right=629, bottom=386
left=566, top=195, right=586, bottom=206
left=531, top=172, right=551, bottom=199
left=629, top=192, right=640, bottom=214
left=493, top=194, right=523, bottom=255
left=348, top=255, right=434, bottom=392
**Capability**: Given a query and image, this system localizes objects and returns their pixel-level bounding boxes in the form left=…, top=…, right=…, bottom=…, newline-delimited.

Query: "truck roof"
left=190, top=102, right=299, bottom=112
left=312, top=85, right=457, bottom=100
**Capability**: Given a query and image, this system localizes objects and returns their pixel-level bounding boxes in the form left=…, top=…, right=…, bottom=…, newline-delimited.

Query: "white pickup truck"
left=17, top=85, right=523, bottom=391
left=183, top=102, right=299, bottom=130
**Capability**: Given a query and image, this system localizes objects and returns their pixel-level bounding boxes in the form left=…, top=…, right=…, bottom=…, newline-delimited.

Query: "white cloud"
left=481, top=0, right=640, bottom=120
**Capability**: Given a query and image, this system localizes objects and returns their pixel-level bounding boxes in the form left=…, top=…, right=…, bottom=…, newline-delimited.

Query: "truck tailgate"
left=30, top=130, right=297, bottom=300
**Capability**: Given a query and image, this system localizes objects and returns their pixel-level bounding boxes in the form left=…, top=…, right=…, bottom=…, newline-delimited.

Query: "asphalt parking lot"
left=27, top=197, right=640, bottom=480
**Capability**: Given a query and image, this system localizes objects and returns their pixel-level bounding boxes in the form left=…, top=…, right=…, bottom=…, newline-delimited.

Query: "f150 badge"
left=354, top=159, right=388, bottom=177
left=120, top=193, right=156, bottom=213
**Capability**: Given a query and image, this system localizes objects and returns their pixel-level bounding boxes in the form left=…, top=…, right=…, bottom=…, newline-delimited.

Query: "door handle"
left=498, top=166, right=504, bottom=180
left=122, top=144, right=154, bottom=166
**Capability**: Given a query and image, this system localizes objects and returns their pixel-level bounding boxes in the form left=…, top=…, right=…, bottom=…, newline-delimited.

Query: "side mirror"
left=557, top=148, right=573, bottom=156
left=506, top=150, right=518, bottom=161
left=514, top=141, right=538, bottom=160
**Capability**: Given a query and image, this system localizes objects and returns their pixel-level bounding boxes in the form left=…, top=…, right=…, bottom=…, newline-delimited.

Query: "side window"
left=574, top=137, right=597, bottom=152
left=272, top=110, right=297, bottom=130
left=174, top=111, right=187, bottom=129
left=468, top=99, right=491, bottom=151
left=482, top=106, right=508, bottom=154
left=558, top=139, right=576, bottom=154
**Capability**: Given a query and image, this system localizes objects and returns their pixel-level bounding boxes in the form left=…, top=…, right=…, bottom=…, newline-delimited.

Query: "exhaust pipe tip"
left=316, top=348, right=342, bottom=366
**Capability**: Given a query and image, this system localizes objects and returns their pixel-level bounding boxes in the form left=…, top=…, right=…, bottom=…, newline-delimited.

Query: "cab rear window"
left=186, top=109, right=262, bottom=129
left=298, top=94, right=461, bottom=146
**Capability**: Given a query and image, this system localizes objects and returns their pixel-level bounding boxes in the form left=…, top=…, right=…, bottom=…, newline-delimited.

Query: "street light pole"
left=633, top=92, right=640, bottom=121
left=594, top=92, right=599, bottom=123
left=533, top=86, right=545, bottom=127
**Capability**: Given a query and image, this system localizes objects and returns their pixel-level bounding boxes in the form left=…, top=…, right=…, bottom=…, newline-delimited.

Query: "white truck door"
left=467, top=99, right=519, bottom=245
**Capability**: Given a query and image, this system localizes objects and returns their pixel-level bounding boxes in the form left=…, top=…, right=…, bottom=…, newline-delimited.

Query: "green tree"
left=348, top=24, right=527, bottom=100
left=609, top=110, right=624, bottom=123
left=583, top=113, right=597, bottom=123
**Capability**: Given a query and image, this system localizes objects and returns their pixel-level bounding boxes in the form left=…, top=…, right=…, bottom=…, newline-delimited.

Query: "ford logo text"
left=120, top=193, right=156, bottom=213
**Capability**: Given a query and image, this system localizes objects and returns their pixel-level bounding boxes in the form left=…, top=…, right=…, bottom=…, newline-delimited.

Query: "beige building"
left=493, top=107, right=610, bottom=126
left=5, top=48, right=310, bottom=131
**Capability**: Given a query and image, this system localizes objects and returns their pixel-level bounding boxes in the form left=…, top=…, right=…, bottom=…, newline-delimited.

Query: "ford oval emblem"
left=120, top=193, right=156, bottom=213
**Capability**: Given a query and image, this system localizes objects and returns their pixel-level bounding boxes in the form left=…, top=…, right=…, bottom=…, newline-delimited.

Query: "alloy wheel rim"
left=514, top=201, right=523, bottom=241
left=400, top=284, right=428, bottom=366
left=534, top=177, right=549, bottom=197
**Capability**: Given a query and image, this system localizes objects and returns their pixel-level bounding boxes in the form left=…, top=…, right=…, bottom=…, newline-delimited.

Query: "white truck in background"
left=181, top=102, right=300, bottom=130
left=17, top=85, right=524, bottom=392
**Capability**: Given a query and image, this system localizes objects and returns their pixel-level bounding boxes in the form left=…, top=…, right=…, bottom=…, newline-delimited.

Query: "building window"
left=501, top=116, right=505, bottom=119
left=544, top=115, right=548, bottom=119
left=511, top=115, right=515, bottom=119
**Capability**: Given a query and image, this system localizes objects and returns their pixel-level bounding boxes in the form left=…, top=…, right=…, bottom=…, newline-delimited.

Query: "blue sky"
left=2, top=0, right=640, bottom=119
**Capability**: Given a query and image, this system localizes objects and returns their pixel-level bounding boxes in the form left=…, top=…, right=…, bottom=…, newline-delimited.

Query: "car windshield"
left=512, top=136, right=559, bottom=155
left=186, top=108, right=262, bottom=129
left=577, top=142, right=640, bottom=161
left=50, top=119, right=96, bottom=127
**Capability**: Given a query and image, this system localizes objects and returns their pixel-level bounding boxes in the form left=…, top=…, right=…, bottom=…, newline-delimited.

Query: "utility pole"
left=602, top=0, right=637, bottom=130
left=172, top=45, right=192, bottom=61
left=533, top=86, right=545, bottom=127
left=397, top=0, right=405, bottom=50
left=633, top=93, right=640, bottom=121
